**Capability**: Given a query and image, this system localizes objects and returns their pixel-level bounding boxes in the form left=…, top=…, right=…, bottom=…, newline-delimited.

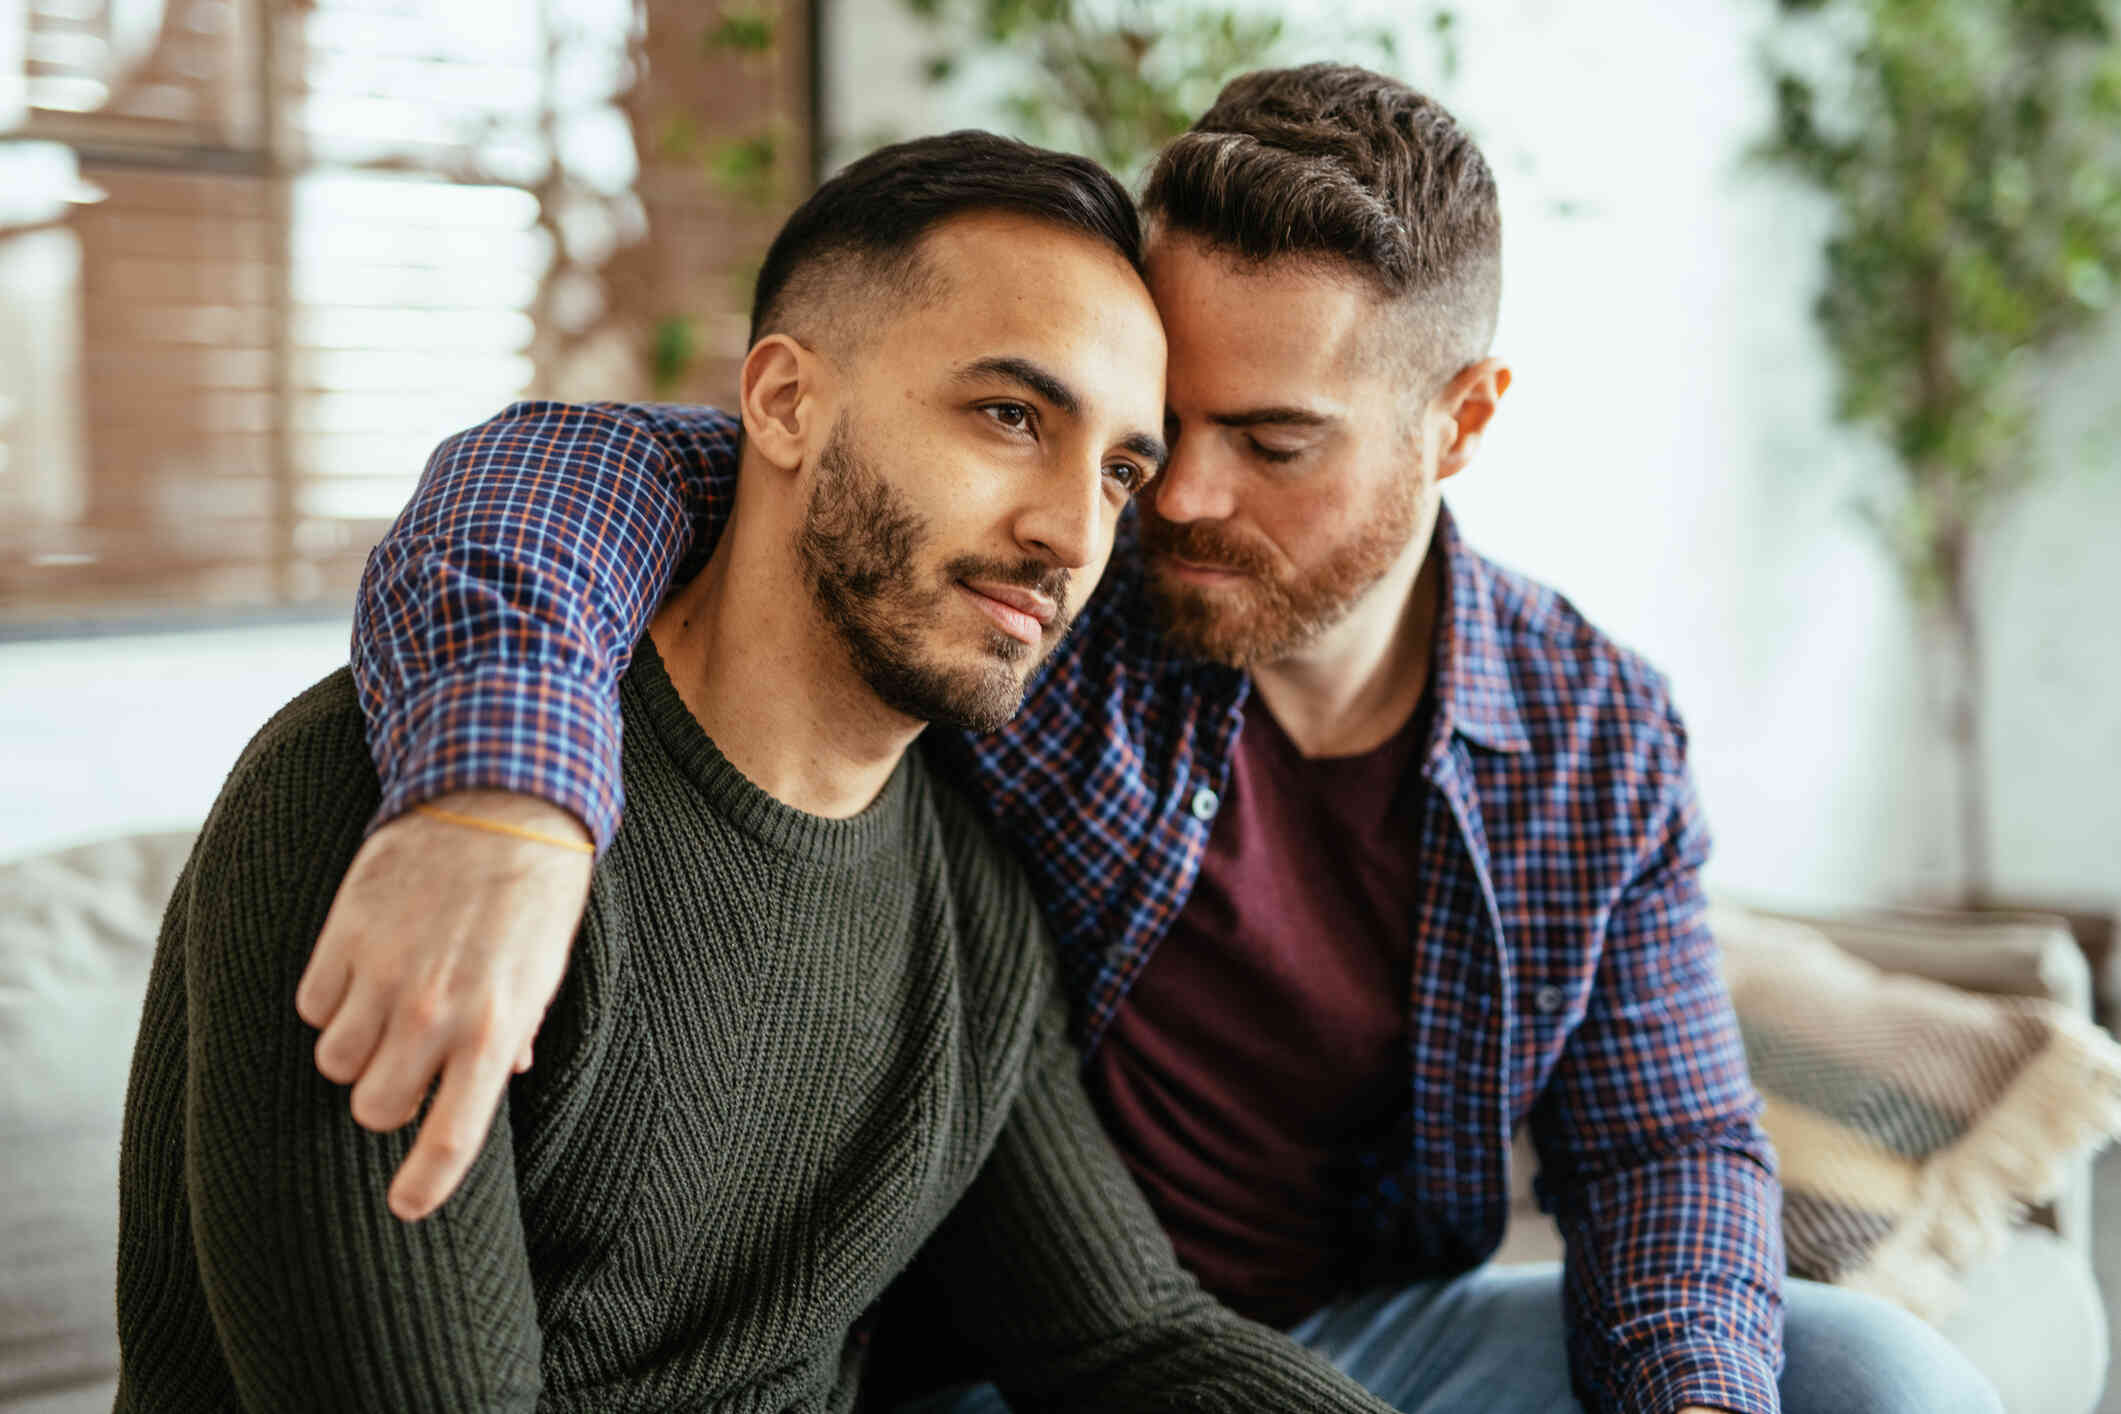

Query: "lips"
left=1154, top=551, right=1250, bottom=582
left=959, top=579, right=1056, bottom=645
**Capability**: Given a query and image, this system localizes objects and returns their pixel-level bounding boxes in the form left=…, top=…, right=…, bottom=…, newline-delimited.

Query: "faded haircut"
left=1142, top=64, right=1502, bottom=399
left=749, top=130, right=1144, bottom=353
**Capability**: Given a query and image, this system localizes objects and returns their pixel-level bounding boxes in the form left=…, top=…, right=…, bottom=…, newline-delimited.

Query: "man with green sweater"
left=112, top=132, right=1396, bottom=1414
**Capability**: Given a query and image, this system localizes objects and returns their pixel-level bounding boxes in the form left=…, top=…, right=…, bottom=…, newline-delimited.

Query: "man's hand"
left=295, top=790, right=593, bottom=1221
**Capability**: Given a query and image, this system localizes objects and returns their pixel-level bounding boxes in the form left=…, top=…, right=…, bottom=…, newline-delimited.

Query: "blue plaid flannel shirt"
left=353, top=401, right=1786, bottom=1414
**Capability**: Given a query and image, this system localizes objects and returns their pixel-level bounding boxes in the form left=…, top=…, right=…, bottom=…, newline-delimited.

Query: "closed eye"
left=1247, top=437, right=1304, bottom=465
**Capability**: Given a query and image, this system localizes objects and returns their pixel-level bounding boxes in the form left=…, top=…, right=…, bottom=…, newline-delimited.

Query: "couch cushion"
left=3, top=1375, right=121, bottom=1414
left=1717, top=905, right=2121, bottom=1324
left=0, top=832, right=193, bottom=1404
left=1936, top=1227, right=2107, bottom=1414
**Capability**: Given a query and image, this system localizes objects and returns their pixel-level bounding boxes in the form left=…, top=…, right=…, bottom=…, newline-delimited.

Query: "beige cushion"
left=1936, top=1227, right=2107, bottom=1414
left=1715, top=905, right=2121, bottom=1323
left=0, top=832, right=193, bottom=1405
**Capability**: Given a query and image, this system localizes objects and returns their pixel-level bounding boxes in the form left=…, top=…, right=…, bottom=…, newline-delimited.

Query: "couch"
left=1492, top=905, right=2110, bottom=1413
left=0, top=832, right=2107, bottom=1412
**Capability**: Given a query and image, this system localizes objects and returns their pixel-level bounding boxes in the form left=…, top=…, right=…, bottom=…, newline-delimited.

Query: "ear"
left=1430, top=357, right=1512, bottom=484
left=739, top=333, right=830, bottom=473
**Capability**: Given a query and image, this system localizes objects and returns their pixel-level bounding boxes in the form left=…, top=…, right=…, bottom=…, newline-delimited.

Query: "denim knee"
left=1780, top=1279, right=2003, bottom=1414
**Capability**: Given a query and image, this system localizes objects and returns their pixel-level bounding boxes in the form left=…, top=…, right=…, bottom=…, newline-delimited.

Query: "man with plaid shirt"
left=298, top=66, right=1998, bottom=1414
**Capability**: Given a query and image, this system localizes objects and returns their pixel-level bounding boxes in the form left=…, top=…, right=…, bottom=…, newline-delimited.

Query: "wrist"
left=408, top=790, right=594, bottom=850
left=423, top=789, right=590, bottom=839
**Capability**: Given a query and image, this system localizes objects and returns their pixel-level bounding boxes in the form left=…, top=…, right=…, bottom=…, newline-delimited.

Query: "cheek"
left=889, top=450, right=1003, bottom=536
left=1246, top=477, right=1364, bottom=566
left=1073, top=539, right=1116, bottom=608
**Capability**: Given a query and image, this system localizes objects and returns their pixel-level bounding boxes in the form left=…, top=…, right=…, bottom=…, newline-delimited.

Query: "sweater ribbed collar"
left=623, top=634, right=918, bottom=868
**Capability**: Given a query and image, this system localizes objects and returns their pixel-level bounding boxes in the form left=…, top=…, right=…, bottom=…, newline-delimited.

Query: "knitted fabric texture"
left=114, top=640, right=1394, bottom=1414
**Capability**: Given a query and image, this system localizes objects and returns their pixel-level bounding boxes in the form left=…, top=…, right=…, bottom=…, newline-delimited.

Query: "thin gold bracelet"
left=411, top=802, right=596, bottom=855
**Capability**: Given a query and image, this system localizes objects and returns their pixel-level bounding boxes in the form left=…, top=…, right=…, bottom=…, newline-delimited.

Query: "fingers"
left=294, top=926, right=353, bottom=1031
left=313, top=973, right=392, bottom=1087
left=387, top=1037, right=517, bottom=1222
left=293, top=791, right=592, bottom=1218
left=347, top=1001, right=457, bottom=1134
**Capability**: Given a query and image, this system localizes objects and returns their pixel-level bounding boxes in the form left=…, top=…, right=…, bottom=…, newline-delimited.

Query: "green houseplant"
left=1756, top=0, right=2121, bottom=903
left=898, top=0, right=1446, bottom=178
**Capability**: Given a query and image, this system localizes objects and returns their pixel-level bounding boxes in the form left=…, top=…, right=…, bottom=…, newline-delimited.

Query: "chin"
left=1149, top=588, right=1306, bottom=669
left=865, top=650, right=1032, bottom=734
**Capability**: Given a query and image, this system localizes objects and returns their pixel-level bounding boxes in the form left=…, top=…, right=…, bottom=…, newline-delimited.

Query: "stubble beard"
left=1139, top=456, right=1426, bottom=669
left=795, top=418, right=1073, bottom=733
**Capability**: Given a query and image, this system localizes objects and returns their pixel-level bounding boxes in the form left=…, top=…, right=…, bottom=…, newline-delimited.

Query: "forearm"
left=1537, top=733, right=1784, bottom=1414
left=1549, top=1123, right=1784, bottom=1414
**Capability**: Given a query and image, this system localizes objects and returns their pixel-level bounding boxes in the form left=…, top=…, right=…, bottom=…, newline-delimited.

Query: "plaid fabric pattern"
left=353, top=400, right=1785, bottom=1414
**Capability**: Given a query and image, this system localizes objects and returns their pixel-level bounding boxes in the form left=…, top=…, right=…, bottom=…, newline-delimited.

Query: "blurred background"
left=0, top=0, right=2117, bottom=1407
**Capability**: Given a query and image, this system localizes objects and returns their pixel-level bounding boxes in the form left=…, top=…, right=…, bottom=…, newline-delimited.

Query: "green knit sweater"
left=114, top=640, right=1391, bottom=1414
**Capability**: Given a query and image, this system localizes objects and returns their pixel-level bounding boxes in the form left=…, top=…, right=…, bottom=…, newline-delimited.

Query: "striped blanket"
left=1716, top=908, right=2121, bottom=1321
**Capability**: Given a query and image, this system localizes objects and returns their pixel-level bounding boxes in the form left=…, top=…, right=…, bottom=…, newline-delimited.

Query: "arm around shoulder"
left=300, top=400, right=738, bottom=1217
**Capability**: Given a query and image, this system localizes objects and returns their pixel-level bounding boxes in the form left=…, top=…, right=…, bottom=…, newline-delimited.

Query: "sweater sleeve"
left=351, top=400, right=739, bottom=849
left=912, top=990, right=1396, bottom=1414
left=169, top=679, right=545, bottom=1412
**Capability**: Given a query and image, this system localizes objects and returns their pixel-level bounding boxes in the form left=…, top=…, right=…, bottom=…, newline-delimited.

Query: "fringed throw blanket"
left=1715, top=908, right=2121, bottom=1322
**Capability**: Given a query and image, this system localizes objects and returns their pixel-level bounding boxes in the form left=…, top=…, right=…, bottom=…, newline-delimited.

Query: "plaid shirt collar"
left=1426, top=508, right=1533, bottom=758
left=1053, top=500, right=1531, bottom=1056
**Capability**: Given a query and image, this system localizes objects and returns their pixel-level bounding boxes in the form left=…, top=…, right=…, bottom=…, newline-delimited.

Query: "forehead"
left=1144, top=234, right=1380, bottom=407
left=872, top=212, right=1165, bottom=412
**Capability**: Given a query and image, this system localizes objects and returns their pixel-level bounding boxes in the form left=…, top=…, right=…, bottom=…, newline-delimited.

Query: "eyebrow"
left=956, top=355, right=1169, bottom=471
left=955, top=356, right=1081, bottom=416
left=1120, top=430, right=1171, bottom=472
left=1206, top=406, right=1337, bottom=431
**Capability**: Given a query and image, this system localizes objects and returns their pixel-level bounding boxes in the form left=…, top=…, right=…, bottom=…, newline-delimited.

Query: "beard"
left=1138, top=454, right=1425, bottom=668
left=794, top=417, right=1074, bottom=732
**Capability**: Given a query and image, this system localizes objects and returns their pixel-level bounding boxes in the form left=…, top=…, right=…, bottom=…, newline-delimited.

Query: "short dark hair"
left=1142, top=64, right=1501, bottom=394
left=749, top=130, right=1144, bottom=350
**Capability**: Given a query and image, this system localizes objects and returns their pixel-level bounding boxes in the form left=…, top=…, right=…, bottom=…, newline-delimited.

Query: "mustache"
left=1140, top=512, right=1276, bottom=578
left=941, top=554, right=1073, bottom=628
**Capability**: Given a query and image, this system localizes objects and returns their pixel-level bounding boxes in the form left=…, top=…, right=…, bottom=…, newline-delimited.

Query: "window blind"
left=3, top=0, right=811, bottom=627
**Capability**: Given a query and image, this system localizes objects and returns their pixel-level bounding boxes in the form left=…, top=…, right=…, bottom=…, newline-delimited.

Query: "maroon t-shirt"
left=1088, top=687, right=1434, bottom=1327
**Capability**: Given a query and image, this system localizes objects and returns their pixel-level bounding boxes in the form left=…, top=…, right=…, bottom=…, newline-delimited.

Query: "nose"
left=1014, top=451, right=1104, bottom=571
left=1148, top=433, right=1235, bottom=525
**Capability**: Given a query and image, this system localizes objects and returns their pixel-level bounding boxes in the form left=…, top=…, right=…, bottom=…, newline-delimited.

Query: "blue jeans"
left=894, top=1262, right=2004, bottom=1413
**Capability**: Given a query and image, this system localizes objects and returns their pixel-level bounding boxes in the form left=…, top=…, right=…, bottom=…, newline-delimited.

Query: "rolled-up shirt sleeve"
left=351, top=401, right=740, bottom=848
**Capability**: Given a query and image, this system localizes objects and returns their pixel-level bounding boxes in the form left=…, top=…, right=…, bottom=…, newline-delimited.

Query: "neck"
left=648, top=465, right=921, bottom=819
left=1249, top=523, right=1444, bottom=760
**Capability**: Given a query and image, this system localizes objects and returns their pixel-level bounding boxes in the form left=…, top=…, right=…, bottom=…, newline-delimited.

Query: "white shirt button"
left=1189, top=787, right=1220, bottom=821
left=1534, top=984, right=1567, bottom=1014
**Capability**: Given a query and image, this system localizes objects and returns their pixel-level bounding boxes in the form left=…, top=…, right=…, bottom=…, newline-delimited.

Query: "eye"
left=982, top=401, right=1035, bottom=433
left=1247, top=437, right=1303, bottom=465
left=1103, top=461, right=1154, bottom=497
